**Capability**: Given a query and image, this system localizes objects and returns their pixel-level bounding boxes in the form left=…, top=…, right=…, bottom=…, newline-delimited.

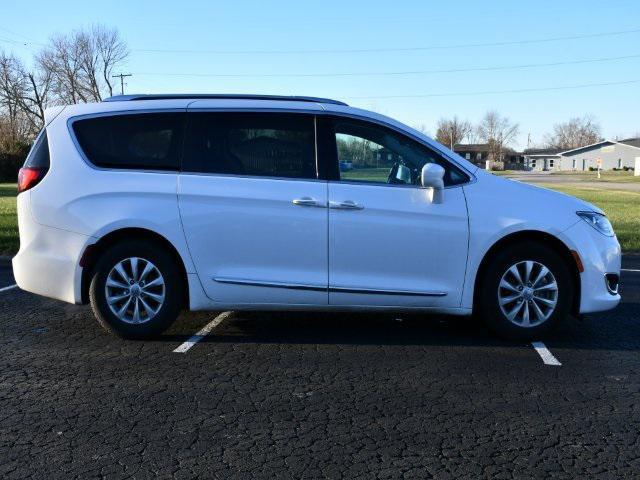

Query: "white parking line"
left=173, top=311, right=232, bottom=353
left=0, top=284, right=17, bottom=293
left=621, top=268, right=640, bottom=273
left=531, top=341, right=562, bottom=366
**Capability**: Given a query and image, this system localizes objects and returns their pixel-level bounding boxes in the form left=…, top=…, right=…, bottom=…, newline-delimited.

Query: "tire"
left=89, top=240, right=183, bottom=339
left=478, top=241, right=573, bottom=341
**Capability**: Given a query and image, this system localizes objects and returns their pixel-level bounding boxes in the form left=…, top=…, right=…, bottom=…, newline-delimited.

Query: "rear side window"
left=183, top=112, right=317, bottom=179
left=24, top=130, right=50, bottom=168
left=72, top=113, right=184, bottom=171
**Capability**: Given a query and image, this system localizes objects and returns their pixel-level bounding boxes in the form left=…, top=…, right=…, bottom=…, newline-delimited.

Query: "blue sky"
left=2, top=0, right=639, bottom=148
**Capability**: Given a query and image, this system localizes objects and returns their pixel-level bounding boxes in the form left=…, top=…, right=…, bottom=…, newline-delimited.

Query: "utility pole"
left=112, top=73, right=132, bottom=95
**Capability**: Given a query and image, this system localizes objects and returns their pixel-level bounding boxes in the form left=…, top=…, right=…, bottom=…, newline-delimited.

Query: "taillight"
left=17, top=167, right=47, bottom=193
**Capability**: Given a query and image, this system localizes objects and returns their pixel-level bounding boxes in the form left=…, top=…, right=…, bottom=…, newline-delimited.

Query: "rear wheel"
left=89, top=240, right=183, bottom=338
left=478, top=242, right=573, bottom=340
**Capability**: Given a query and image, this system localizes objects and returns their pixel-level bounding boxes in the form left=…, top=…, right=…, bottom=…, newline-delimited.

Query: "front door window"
left=331, top=119, right=468, bottom=187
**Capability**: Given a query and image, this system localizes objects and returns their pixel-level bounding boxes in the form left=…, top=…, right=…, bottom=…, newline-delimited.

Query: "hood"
left=472, top=170, right=604, bottom=221
left=502, top=175, right=603, bottom=214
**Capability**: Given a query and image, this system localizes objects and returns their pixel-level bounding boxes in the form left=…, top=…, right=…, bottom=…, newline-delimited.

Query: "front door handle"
left=329, top=200, right=364, bottom=210
left=292, top=197, right=323, bottom=207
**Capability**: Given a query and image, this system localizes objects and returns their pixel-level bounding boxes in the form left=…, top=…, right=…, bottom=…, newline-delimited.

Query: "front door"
left=178, top=112, right=328, bottom=305
left=322, top=117, right=470, bottom=308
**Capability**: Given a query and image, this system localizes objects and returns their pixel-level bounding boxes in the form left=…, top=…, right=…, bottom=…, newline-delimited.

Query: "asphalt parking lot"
left=1, top=258, right=640, bottom=479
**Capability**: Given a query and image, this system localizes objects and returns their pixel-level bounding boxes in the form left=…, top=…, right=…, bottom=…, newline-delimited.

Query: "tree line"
left=434, top=112, right=603, bottom=161
left=0, top=24, right=128, bottom=178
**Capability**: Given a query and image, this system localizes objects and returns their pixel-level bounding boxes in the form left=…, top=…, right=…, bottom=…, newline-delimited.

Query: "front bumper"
left=564, top=219, right=621, bottom=314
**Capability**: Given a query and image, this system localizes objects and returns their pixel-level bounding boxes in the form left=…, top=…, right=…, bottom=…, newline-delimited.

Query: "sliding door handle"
left=329, top=200, right=364, bottom=210
left=292, top=197, right=323, bottom=207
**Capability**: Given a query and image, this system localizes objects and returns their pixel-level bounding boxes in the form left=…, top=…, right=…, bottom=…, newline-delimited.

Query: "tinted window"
left=73, top=113, right=184, bottom=170
left=332, top=119, right=468, bottom=187
left=24, top=130, right=50, bottom=168
left=183, top=113, right=316, bottom=179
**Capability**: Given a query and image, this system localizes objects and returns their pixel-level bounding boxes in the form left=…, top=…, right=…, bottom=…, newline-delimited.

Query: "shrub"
left=0, top=142, right=29, bottom=182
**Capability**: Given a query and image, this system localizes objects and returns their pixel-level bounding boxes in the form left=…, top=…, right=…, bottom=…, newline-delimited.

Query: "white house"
left=521, top=147, right=563, bottom=171
left=523, top=138, right=639, bottom=171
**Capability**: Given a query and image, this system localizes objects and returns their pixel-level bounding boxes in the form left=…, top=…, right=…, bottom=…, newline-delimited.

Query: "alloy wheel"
left=105, top=257, right=166, bottom=324
left=497, top=260, right=558, bottom=328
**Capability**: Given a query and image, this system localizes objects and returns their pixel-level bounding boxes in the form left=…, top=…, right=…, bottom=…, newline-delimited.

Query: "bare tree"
left=93, top=25, right=128, bottom=98
left=477, top=110, right=519, bottom=161
left=0, top=24, right=127, bottom=138
left=37, top=24, right=128, bottom=104
left=544, top=115, right=602, bottom=150
left=0, top=51, right=52, bottom=135
left=435, top=116, right=472, bottom=149
left=38, top=33, right=87, bottom=103
left=465, top=127, right=481, bottom=145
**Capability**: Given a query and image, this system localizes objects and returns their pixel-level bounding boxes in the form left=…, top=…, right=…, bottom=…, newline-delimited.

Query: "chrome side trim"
left=213, top=277, right=326, bottom=292
left=213, top=277, right=447, bottom=297
left=330, top=286, right=447, bottom=297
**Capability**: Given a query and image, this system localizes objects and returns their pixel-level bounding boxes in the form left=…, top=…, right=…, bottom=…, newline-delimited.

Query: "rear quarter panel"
left=28, top=107, right=196, bottom=274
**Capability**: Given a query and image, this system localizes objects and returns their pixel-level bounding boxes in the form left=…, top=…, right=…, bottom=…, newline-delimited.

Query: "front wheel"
left=478, top=242, right=573, bottom=340
left=89, top=240, right=183, bottom=338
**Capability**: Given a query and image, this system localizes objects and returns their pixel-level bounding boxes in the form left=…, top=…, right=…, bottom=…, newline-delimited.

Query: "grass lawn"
left=548, top=171, right=640, bottom=183
left=495, top=170, right=639, bottom=183
left=537, top=184, right=640, bottom=253
left=341, top=168, right=390, bottom=183
left=0, top=183, right=18, bottom=256
left=0, top=181, right=637, bottom=257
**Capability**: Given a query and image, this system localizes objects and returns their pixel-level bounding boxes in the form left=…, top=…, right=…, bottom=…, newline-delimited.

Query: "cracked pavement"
left=1, top=258, right=640, bottom=479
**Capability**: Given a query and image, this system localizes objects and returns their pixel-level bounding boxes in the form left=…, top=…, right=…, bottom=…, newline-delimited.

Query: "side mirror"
left=421, top=163, right=445, bottom=204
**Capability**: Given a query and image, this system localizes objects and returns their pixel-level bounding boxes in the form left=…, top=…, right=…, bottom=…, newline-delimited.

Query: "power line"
left=344, top=79, right=640, bottom=100
left=133, top=53, right=640, bottom=78
left=0, top=26, right=42, bottom=45
left=0, top=36, right=34, bottom=47
left=1, top=26, right=639, bottom=56
left=131, top=27, right=640, bottom=55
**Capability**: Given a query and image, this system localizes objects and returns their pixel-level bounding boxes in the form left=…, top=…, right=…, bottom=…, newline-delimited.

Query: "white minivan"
left=13, top=94, right=621, bottom=339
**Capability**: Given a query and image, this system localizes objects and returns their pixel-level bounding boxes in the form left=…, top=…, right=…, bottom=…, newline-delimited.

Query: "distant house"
left=521, top=147, right=563, bottom=171
left=452, top=144, right=525, bottom=168
left=523, top=138, right=640, bottom=171
left=452, top=138, right=639, bottom=171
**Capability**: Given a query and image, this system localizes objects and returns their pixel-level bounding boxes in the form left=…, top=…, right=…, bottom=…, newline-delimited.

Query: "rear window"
left=24, top=131, right=50, bottom=168
left=72, top=113, right=184, bottom=171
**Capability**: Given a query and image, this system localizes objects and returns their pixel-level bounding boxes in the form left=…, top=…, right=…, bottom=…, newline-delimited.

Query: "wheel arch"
left=80, top=227, right=189, bottom=306
left=472, top=230, right=581, bottom=316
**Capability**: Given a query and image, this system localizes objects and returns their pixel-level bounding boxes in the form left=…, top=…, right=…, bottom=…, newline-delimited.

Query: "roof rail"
left=103, top=93, right=348, bottom=106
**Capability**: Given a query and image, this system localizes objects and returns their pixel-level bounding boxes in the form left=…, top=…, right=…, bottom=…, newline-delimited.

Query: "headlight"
left=577, top=211, right=615, bottom=237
